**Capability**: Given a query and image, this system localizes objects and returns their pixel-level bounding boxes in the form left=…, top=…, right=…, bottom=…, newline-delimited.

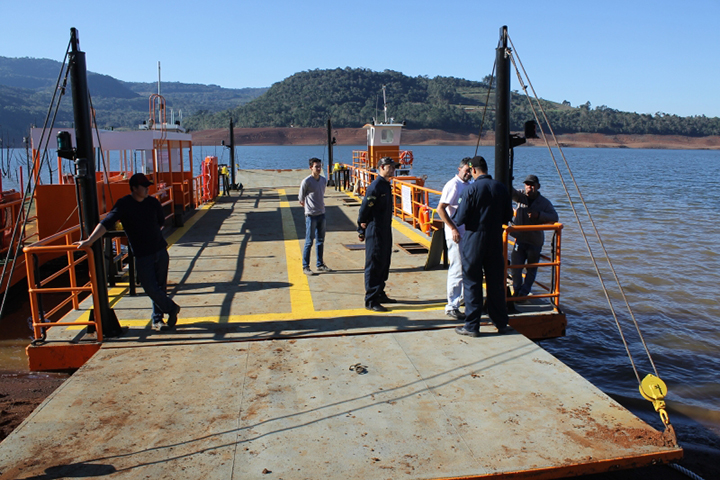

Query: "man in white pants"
left=437, top=157, right=472, bottom=320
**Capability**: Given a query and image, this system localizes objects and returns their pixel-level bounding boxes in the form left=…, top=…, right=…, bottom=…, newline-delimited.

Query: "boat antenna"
left=157, top=61, right=161, bottom=96
left=382, top=85, right=388, bottom=124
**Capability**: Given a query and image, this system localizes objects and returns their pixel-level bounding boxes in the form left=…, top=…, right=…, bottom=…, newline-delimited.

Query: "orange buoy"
left=419, top=206, right=430, bottom=234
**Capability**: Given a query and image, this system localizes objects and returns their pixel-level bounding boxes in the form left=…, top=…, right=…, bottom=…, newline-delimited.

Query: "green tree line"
left=185, top=67, right=720, bottom=137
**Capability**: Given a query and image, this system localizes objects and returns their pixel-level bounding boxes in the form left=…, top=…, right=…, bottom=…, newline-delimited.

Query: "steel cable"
left=0, top=39, right=71, bottom=323
left=505, top=33, right=659, bottom=383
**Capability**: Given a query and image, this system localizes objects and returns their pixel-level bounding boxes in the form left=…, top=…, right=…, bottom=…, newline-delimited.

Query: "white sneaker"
left=152, top=320, right=169, bottom=331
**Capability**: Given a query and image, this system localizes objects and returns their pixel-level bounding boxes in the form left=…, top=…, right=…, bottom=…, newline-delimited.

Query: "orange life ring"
left=399, top=150, right=414, bottom=165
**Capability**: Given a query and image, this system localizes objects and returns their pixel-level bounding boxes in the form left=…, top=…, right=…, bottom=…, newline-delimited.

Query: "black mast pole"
left=69, top=28, right=122, bottom=337
left=326, top=118, right=334, bottom=184
left=229, top=118, right=236, bottom=188
left=494, top=25, right=511, bottom=190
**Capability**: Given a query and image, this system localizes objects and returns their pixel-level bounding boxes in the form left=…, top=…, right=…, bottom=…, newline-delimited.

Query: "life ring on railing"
left=419, top=205, right=431, bottom=234
left=399, top=150, right=414, bottom=165
left=360, top=151, right=367, bottom=165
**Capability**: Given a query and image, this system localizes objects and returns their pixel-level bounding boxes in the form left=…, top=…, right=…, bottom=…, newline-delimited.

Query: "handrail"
left=22, top=186, right=180, bottom=343
left=504, top=223, right=563, bottom=307
left=341, top=162, right=563, bottom=310
left=24, top=239, right=104, bottom=342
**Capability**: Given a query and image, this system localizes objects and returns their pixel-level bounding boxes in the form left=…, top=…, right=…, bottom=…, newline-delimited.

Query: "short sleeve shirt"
left=439, top=175, right=469, bottom=238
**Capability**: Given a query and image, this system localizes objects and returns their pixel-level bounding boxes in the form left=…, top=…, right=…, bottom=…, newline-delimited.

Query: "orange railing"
left=342, top=164, right=439, bottom=234
left=340, top=163, right=563, bottom=308
left=504, top=224, right=563, bottom=307
left=24, top=226, right=105, bottom=342
left=23, top=185, right=180, bottom=344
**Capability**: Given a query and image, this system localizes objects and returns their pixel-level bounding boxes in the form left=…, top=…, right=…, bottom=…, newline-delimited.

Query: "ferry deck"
left=0, top=170, right=682, bottom=479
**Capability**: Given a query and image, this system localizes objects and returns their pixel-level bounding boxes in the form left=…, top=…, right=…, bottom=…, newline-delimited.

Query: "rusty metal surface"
left=0, top=171, right=678, bottom=478
left=0, top=330, right=680, bottom=479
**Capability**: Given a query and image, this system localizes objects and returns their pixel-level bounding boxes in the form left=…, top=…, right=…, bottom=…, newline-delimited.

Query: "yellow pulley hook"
left=639, top=373, right=671, bottom=426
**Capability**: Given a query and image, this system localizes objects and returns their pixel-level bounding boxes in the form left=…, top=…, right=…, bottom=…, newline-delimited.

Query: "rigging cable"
left=474, top=59, right=497, bottom=157
left=505, top=33, right=673, bottom=437
left=88, top=94, right=114, bottom=209
left=472, top=35, right=506, bottom=157
left=0, top=38, right=73, bottom=322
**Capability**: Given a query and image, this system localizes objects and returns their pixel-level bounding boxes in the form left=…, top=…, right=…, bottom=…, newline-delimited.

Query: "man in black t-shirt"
left=77, top=173, right=180, bottom=332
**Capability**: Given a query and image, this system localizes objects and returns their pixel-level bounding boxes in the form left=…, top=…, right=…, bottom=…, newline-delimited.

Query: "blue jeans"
left=511, top=242, right=542, bottom=297
left=135, top=249, right=178, bottom=323
left=302, top=214, right=326, bottom=269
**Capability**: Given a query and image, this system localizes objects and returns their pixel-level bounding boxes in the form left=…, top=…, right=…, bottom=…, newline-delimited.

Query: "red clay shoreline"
left=191, top=127, right=720, bottom=150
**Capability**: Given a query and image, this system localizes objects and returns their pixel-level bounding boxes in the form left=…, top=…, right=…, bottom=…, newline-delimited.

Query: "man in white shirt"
left=436, top=157, right=472, bottom=319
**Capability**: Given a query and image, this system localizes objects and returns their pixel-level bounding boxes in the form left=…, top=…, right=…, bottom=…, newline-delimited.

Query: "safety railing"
left=180, top=179, right=192, bottom=211
left=154, top=185, right=175, bottom=222
left=23, top=225, right=105, bottom=342
left=503, top=223, right=563, bottom=307
left=351, top=150, right=414, bottom=170
left=192, top=175, right=203, bottom=207
left=341, top=164, right=439, bottom=234
left=391, top=177, right=440, bottom=234
left=339, top=162, right=564, bottom=308
left=23, top=184, right=181, bottom=343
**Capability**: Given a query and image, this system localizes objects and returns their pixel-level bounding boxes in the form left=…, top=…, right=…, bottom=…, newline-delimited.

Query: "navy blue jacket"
left=454, top=175, right=513, bottom=236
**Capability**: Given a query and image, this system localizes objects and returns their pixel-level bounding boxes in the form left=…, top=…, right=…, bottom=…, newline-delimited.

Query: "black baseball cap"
left=129, top=173, right=153, bottom=188
left=523, top=175, right=540, bottom=187
left=378, top=156, right=399, bottom=168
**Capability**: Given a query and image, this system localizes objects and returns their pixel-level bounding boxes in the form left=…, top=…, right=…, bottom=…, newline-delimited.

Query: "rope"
left=506, top=33, right=659, bottom=383
left=0, top=38, right=72, bottom=322
left=474, top=60, right=496, bottom=157
left=669, top=463, right=706, bottom=480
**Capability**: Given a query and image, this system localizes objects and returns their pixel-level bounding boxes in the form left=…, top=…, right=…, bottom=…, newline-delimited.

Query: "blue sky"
left=2, top=0, right=719, bottom=117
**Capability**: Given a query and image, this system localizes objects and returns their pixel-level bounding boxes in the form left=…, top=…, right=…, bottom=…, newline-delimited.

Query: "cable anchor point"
left=639, top=373, right=678, bottom=446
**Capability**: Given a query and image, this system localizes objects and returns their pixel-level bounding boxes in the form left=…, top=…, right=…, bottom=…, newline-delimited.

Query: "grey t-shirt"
left=299, top=175, right=327, bottom=216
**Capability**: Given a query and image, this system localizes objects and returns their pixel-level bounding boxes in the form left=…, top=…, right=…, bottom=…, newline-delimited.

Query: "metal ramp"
left=1, top=171, right=681, bottom=478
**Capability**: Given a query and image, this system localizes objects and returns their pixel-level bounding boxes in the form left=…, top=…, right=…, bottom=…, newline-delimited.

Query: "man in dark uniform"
left=453, top=156, right=513, bottom=336
left=77, top=173, right=180, bottom=332
left=357, top=157, right=397, bottom=312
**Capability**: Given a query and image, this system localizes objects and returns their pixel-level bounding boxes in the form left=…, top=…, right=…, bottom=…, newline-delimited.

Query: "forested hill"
left=185, top=67, right=720, bottom=137
left=0, top=56, right=267, bottom=145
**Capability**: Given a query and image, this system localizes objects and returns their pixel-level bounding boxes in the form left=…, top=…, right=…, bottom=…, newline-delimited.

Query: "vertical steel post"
left=69, top=28, right=122, bottom=337
left=327, top=118, right=334, bottom=182
left=229, top=118, right=236, bottom=188
left=494, top=26, right=511, bottom=190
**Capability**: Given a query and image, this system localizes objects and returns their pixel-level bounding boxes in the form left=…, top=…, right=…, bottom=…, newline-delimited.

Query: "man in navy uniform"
left=77, top=173, right=180, bottom=332
left=453, top=156, right=513, bottom=336
left=357, top=157, right=397, bottom=312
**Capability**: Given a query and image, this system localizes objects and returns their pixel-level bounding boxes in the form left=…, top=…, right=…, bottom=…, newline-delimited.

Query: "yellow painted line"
left=166, top=201, right=215, bottom=246
left=392, top=219, right=431, bottom=248
left=65, top=285, right=133, bottom=330
left=115, top=302, right=446, bottom=327
left=65, top=200, right=216, bottom=331
left=277, top=189, right=315, bottom=315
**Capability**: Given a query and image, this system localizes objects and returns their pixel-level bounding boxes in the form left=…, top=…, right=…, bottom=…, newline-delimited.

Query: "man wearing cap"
left=76, top=173, right=180, bottom=332
left=510, top=175, right=558, bottom=300
left=437, top=157, right=472, bottom=320
left=453, top=156, right=513, bottom=337
left=357, top=157, right=397, bottom=312
left=299, top=157, right=331, bottom=275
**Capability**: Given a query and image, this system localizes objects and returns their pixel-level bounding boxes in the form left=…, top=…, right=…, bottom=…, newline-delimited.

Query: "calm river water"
left=1, top=144, right=718, bottom=452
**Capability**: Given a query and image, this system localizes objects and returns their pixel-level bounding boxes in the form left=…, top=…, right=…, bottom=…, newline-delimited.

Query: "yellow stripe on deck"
left=68, top=192, right=443, bottom=329
left=277, top=188, right=315, bottom=316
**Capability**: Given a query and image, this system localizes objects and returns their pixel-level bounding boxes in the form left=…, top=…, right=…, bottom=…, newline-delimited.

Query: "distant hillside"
left=185, top=67, right=720, bottom=138
left=0, top=56, right=267, bottom=145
